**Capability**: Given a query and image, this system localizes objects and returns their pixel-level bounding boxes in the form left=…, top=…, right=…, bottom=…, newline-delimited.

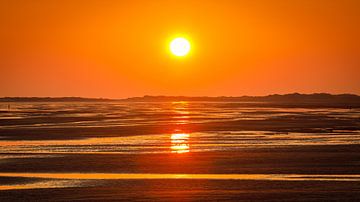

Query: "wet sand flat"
left=0, top=102, right=359, bottom=201
left=0, top=146, right=360, bottom=174
left=1, top=179, right=360, bottom=201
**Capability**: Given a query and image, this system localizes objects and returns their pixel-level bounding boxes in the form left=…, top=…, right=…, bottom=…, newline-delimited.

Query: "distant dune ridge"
left=0, top=97, right=112, bottom=102
left=1, top=93, right=360, bottom=107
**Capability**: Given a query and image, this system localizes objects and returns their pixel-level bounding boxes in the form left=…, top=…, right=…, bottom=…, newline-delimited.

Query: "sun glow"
left=169, top=37, right=191, bottom=57
left=171, top=133, right=190, bottom=153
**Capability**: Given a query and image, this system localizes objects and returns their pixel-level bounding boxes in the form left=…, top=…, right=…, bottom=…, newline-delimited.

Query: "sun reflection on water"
left=171, top=133, right=190, bottom=153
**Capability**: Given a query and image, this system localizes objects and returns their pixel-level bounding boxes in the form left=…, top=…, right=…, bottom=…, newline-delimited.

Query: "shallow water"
left=1, top=131, right=360, bottom=154
left=0, top=101, right=359, bottom=153
left=0, top=102, right=359, bottom=201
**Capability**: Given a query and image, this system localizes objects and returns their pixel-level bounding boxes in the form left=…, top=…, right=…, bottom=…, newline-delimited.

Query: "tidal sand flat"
left=0, top=101, right=359, bottom=201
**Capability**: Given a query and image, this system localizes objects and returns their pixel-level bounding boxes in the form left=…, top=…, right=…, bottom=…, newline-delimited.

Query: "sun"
left=170, top=37, right=191, bottom=57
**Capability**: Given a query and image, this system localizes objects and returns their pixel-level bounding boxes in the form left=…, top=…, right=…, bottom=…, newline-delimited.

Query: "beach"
left=0, top=101, right=359, bottom=201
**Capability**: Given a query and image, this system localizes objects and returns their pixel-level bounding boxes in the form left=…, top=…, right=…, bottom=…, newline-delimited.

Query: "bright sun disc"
left=170, top=37, right=191, bottom=57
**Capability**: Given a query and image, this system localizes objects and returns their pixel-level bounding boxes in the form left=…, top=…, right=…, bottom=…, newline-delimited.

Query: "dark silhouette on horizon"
left=1, top=93, right=360, bottom=108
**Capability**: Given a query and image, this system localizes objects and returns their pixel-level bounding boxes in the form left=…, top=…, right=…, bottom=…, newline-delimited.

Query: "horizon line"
left=1, top=92, right=360, bottom=100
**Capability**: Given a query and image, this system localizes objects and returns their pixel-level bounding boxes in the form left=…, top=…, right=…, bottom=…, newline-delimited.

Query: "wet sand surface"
left=0, top=102, right=359, bottom=201
left=1, top=180, right=360, bottom=201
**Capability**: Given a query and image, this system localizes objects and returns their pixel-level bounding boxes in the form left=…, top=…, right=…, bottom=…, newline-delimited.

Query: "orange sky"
left=1, top=0, right=359, bottom=98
